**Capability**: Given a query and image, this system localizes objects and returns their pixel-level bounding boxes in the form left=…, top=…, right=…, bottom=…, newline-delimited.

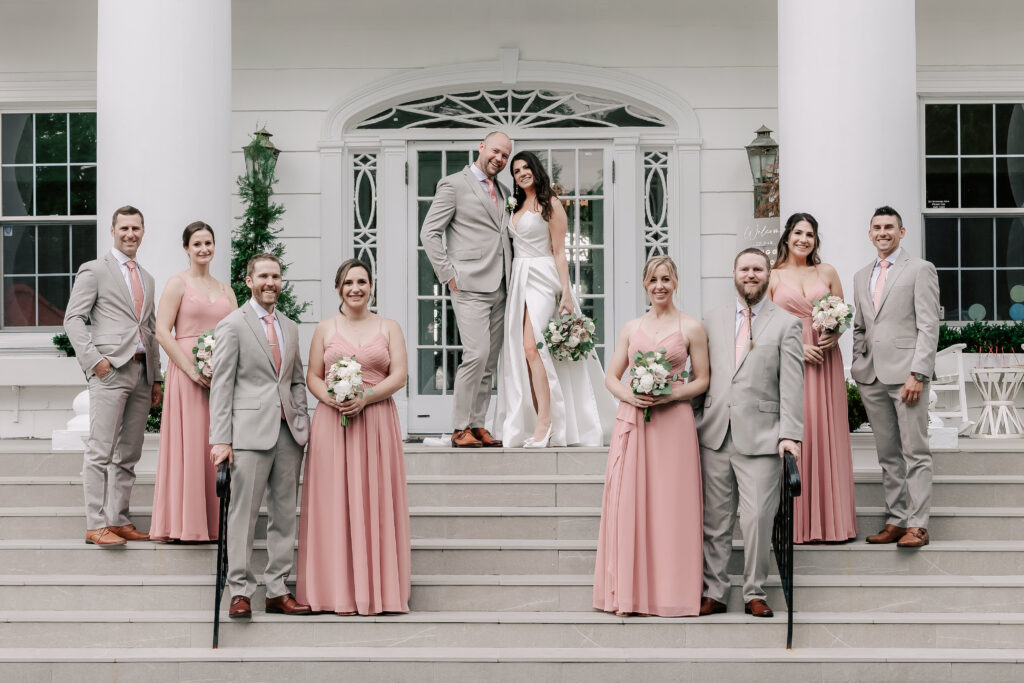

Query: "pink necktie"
left=483, top=177, right=499, bottom=205
left=125, top=260, right=144, bottom=319
left=735, top=308, right=752, bottom=368
left=263, top=314, right=282, bottom=374
left=873, top=259, right=890, bottom=310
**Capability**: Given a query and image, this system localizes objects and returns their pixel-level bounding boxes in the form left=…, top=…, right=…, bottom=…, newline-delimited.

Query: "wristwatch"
left=912, top=372, right=927, bottom=382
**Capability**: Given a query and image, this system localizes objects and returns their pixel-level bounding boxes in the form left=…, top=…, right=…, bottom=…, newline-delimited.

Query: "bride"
left=491, top=151, right=615, bottom=448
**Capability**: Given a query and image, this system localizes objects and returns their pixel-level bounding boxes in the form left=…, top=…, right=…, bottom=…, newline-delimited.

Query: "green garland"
left=937, top=321, right=1024, bottom=353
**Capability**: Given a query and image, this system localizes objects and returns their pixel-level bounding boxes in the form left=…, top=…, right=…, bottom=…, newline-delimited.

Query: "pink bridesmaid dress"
left=149, top=285, right=234, bottom=541
left=772, top=276, right=858, bottom=543
left=593, top=326, right=703, bottom=617
left=297, top=320, right=411, bottom=615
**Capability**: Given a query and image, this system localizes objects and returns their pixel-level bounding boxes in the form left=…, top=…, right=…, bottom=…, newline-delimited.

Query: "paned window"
left=923, top=103, right=1024, bottom=321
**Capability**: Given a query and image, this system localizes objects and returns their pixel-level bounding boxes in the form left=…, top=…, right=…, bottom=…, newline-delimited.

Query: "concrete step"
left=2, top=573, right=1022, bottom=614
left=1, top=646, right=1022, bottom=683
left=1, top=610, right=1022, bottom=650
left=3, top=538, right=1024, bottom=577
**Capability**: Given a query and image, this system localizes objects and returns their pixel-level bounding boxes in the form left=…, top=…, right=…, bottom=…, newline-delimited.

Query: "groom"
left=420, top=131, right=514, bottom=448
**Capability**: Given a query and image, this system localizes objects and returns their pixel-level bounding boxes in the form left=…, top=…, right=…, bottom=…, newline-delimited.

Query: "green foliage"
left=146, top=401, right=162, bottom=433
left=937, top=321, right=1024, bottom=353
left=52, top=332, right=75, bottom=357
left=231, top=137, right=310, bottom=322
left=847, top=380, right=868, bottom=433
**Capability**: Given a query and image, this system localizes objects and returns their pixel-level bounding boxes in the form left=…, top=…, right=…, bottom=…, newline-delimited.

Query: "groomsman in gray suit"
left=210, top=254, right=311, bottom=618
left=852, top=206, right=940, bottom=549
left=64, top=205, right=162, bottom=547
left=420, top=131, right=514, bottom=448
left=694, top=248, right=804, bottom=618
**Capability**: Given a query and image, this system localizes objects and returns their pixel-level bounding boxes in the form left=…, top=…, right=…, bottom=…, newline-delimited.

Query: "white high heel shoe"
left=524, top=425, right=552, bottom=449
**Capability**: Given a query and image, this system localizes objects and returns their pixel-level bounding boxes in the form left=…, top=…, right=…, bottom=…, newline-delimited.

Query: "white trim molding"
left=917, top=66, right=1024, bottom=96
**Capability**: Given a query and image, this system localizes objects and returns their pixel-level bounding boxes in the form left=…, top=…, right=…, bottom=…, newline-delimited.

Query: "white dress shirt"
left=735, top=296, right=767, bottom=338
left=111, top=247, right=146, bottom=354
left=248, top=298, right=285, bottom=359
left=470, top=163, right=502, bottom=201
left=869, top=246, right=902, bottom=294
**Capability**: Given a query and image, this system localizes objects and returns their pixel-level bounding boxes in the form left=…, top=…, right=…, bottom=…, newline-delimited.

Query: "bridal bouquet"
left=811, top=295, right=854, bottom=334
left=326, top=355, right=367, bottom=427
left=540, top=312, right=597, bottom=362
left=629, top=348, right=684, bottom=422
left=191, top=329, right=215, bottom=380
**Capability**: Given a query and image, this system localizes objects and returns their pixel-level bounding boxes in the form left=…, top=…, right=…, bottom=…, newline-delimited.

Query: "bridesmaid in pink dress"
left=297, top=258, right=411, bottom=615
left=769, top=213, right=857, bottom=544
left=593, top=255, right=709, bottom=617
left=151, top=222, right=236, bottom=542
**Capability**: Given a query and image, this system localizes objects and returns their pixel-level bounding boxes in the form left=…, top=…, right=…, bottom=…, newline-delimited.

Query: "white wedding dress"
left=491, top=210, right=616, bottom=447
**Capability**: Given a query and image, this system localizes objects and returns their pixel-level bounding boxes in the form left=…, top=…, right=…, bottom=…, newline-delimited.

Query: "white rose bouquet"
left=629, top=348, right=685, bottom=422
left=325, top=355, right=368, bottom=427
left=539, top=311, right=597, bottom=362
left=811, top=294, right=854, bottom=334
left=191, top=329, right=215, bottom=380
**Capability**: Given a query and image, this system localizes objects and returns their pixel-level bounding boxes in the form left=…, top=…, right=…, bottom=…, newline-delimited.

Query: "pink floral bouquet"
left=191, top=329, right=215, bottom=379
left=540, top=312, right=597, bottom=362
left=326, top=355, right=367, bottom=426
left=811, top=295, right=854, bottom=334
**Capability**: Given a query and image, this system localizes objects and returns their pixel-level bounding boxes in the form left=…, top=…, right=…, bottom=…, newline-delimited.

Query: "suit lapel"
left=104, top=253, right=137, bottom=318
left=242, top=305, right=278, bottom=374
left=462, top=167, right=503, bottom=229
left=875, top=252, right=911, bottom=314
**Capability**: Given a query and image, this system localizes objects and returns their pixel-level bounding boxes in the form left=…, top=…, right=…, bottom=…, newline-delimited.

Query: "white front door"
left=406, top=141, right=613, bottom=434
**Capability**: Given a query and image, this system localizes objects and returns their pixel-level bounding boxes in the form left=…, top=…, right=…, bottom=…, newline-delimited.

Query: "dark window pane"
left=418, top=250, right=441, bottom=296
left=1, top=166, right=33, bottom=215
left=69, top=113, right=96, bottom=163
left=961, top=269, right=994, bottom=321
left=445, top=150, right=469, bottom=177
left=37, top=225, right=70, bottom=274
left=551, top=149, right=575, bottom=195
left=417, top=200, right=430, bottom=247
left=445, top=349, right=462, bottom=392
left=35, top=165, right=68, bottom=215
left=579, top=149, right=603, bottom=195
left=3, top=224, right=35, bottom=274
left=996, top=217, right=1024, bottom=268
left=959, top=104, right=993, bottom=155
left=580, top=198, right=604, bottom=244
left=925, top=157, right=957, bottom=208
left=36, top=275, right=69, bottom=325
left=577, top=247, right=605, bottom=295
left=71, top=223, right=96, bottom=268
left=997, top=269, right=1024, bottom=321
left=924, top=216, right=958, bottom=268
left=961, top=217, right=993, bottom=267
left=418, top=298, right=442, bottom=346
left=70, top=165, right=96, bottom=215
left=960, top=157, right=993, bottom=208
left=579, top=298, right=605, bottom=346
left=418, top=151, right=442, bottom=197
left=936, top=269, right=959, bottom=321
left=995, top=103, right=1024, bottom=155
left=996, top=157, right=1024, bottom=208
left=925, top=104, right=957, bottom=155
left=1, top=113, right=33, bottom=164
left=35, top=113, right=67, bottom=164
left=417, top=349, right=442, bottom=396
left=3, top=276, right=36, bottom=326
left=444, top=301, right=460, bottom=346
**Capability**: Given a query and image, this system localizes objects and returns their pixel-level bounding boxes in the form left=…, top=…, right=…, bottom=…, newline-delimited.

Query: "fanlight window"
left=356, top=89, right=666, bottom=130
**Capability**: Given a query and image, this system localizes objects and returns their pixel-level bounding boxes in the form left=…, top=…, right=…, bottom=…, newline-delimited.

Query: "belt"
left=131, top=352, right=146, bottom=362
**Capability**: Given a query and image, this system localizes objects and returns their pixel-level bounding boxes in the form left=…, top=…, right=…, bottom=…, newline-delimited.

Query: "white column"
left=612, top=138, right=640, bottom=334
left=675, top=144, right=702, bottom=317
left=96, top=0, right=232, bottom=295
left=377, top=141, right=409, bottom=437
left=778, top=0, right=919, bottom=290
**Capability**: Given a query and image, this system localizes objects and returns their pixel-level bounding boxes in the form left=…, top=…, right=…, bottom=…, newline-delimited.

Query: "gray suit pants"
left=449, top=285, right=505, bottom=430
left=700, top=430, right=781, bottom=603
left=857, top=379, right=932, bottom=528
left=83, top=358, right=152, bottom=529
left=227, top=424, right=304, bottom=599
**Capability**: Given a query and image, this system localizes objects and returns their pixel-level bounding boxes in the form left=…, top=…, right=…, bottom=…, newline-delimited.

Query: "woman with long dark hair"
left=491, top=151, right=614, bottom=448
left=769, top=212, right=857, bottom=543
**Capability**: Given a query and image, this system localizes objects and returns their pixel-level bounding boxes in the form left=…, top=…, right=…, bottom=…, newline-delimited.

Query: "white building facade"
left=1, top=0, right=1022, bottom=436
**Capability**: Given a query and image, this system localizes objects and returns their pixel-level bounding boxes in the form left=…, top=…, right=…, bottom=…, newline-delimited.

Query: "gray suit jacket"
left=208, top=305, right=309, bottom=451
left=851, top=252, right=940, bottom=385
left=63, top=252, right=161, bottom=384
left=419, top=166, right=513, bottom=293
left=693, top=300, right=805, bottom=455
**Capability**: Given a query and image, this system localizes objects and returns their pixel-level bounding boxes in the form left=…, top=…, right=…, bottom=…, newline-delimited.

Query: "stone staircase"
left=1, top=436, right=1023, bottom=682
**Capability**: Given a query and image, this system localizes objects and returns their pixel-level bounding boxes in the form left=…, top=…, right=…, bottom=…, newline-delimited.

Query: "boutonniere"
left=505, top=195, right=517, bottom=214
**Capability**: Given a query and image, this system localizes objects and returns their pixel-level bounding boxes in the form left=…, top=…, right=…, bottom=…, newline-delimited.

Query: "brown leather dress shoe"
left=107, top=524, right=150, bottom=541
left=470, top=427, right=503, bottom=447
left=897, top=527, right=930, bottom=548
left=744, top=598, right=774, bottom=618
left=865, top=524, right=907, bottom=544
left=699, top=597, right=727, bottom=616
left=85, top=527, right=126, bottom=547
left=265, top=593, right=312, bottom=615
left=229, top=595, right=252, bottom=619
left=451, top=428, right=483, bottom=448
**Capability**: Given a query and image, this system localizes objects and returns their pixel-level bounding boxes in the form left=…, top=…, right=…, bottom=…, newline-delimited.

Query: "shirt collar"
left=876, top=246, right=902, bottom=267
left=111, top=248, right=136, bottom=266
left=469, top=163, right=489, bottom=182
left=736, top=296, right=767, bottom=317
left=248, top=298, right=276, bottom=320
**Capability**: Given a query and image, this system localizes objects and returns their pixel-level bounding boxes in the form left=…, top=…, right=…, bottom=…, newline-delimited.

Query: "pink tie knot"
left=879, top=259, right=890, bottom=271
left=126, top=260, right=137, bottom=271
left=263, top=314, right=274, bottom=325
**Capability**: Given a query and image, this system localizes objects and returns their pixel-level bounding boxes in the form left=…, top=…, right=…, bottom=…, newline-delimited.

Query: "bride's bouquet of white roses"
left=325, top=355, right=369, bottom=427
left=540, top=311, right=597, bottom=362
left=629, top=348, right=684, bottom=422
left=191, top=329, right=215, bottom=380
left=811, top=294, right=854, bottom=334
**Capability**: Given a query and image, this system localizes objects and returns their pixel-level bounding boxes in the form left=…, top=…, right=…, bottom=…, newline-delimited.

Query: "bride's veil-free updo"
left=511, top=151, right=555, bottom=221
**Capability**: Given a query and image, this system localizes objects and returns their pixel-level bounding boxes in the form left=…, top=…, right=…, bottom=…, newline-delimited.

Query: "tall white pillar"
left=96, top=0, right=232, bottom=295
left=778, top=0, right=919, bottom=291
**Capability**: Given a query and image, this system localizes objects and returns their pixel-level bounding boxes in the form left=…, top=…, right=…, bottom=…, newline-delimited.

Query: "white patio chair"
left=931, top=342, right=971, bottom=432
